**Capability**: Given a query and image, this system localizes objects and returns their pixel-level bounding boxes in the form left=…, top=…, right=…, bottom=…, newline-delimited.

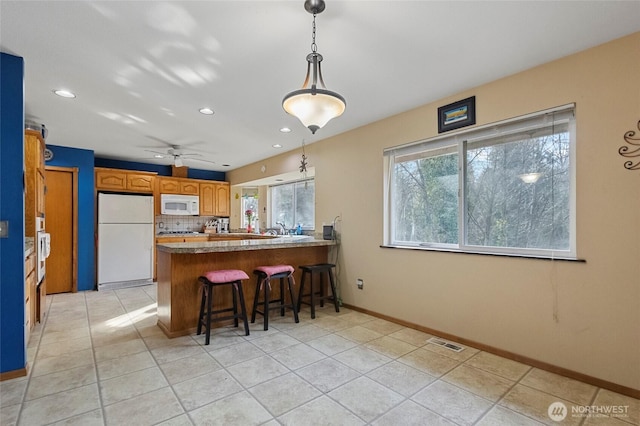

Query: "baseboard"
left=342, top=303, right=640, bottom=399
left=97, top=278, right=153, bottom=291
left=0, top=364, right=27, bottom=381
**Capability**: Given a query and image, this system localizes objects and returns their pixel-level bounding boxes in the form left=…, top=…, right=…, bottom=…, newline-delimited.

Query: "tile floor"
left=1, top=284, right=638, bottom=426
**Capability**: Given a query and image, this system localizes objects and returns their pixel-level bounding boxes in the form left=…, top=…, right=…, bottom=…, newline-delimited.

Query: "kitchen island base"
left=157, top=244, right=329, bottom=338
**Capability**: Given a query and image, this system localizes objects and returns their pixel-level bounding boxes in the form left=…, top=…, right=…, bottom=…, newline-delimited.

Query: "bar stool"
left=197, top=269, right=250, bottom=345
left=251, top=265, right=299, bottom=330
left=297, top=263, right=340, bottom=319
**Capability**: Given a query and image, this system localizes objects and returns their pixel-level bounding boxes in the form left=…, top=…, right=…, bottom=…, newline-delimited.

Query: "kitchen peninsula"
left=156, top=235, right=335, bottom=337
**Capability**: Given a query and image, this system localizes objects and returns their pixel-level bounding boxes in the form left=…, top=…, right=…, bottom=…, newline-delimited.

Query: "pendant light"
left=282, top=0, right=346, bottom=134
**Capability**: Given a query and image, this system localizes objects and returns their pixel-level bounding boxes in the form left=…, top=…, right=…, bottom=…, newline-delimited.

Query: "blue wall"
left=46, top=145, right=95, bottom=291
left=94, top=158, right=225, bottom=181
left=0, top=53, right=26, bottom=374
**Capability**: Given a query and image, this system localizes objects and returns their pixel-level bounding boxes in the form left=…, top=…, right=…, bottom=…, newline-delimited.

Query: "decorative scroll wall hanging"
left=619, top=120, right=640, bottom=170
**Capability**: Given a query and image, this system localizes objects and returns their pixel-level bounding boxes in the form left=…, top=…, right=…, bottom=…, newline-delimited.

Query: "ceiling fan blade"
left=185, top=157, right=216, bottom=165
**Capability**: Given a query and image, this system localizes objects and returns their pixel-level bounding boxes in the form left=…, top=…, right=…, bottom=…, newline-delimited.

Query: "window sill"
left=380, top=244, right=585, bottom=262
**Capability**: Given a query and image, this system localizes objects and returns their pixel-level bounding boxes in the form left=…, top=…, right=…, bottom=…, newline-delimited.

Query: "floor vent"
left=427, top=337, right=465, bottom=352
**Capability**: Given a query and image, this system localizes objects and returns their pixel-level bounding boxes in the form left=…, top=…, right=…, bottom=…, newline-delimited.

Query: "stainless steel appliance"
left=98, top=193, right=154, bottom=290
left=217, top=218, right=229, bottom=233
left=160, top=194, right=199, bottom=216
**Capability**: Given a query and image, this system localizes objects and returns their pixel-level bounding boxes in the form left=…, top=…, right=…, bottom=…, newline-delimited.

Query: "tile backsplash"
left=155, top=215, right=217, bottom=234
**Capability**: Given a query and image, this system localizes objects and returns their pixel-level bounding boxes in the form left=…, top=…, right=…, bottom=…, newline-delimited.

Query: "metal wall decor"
left=300, top=140, right=308, bottom=176
left=619, top=120, right=640, bottom=170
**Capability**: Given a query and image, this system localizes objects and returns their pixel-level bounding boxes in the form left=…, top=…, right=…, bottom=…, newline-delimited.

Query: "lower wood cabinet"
left=24, top=252, right=36, bottom=342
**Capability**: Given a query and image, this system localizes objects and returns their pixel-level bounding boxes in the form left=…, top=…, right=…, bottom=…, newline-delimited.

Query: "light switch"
left=0, top=220, right=8, bottom=238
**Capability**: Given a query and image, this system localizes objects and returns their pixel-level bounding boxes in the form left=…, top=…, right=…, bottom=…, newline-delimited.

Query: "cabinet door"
left=180, top=181, right=199, bottom=195
left=215, top=183, right=230, bottom=216
left=127, top=174, right=154, bottom=193
left=36, top=171, right=46, bottom=217
left=96, top=170, right=127, bottom=191
left=159, top=178, right=180, bottom=194
left=200, top=183, right=216, bottom=216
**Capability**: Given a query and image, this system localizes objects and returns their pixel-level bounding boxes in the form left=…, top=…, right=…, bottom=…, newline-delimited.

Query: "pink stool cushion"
left=254, top=265, right=294, bottom=276
left=203, top=269, right=250, bottom=283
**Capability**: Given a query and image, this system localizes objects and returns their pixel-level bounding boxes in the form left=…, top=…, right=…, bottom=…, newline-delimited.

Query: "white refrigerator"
left=98, top=193, right=154, bottom=290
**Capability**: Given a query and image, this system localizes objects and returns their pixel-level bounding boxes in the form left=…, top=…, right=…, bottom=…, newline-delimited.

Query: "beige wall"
left=228, top=33, right=640, bottom=391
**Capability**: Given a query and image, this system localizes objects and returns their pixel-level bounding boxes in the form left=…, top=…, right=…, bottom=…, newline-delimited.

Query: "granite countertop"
left=25, top=236, right=34, bottom=257
left=157, top=235, right=335, bottom=254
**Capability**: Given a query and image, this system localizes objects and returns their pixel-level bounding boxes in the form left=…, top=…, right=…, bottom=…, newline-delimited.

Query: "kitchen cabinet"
left=158, top=177, right=199, bottom=195
left=24, top=130, right=46, bottom=238
left=200, top=182, right=230, bottom=216
left=24, top=251, right=36, bottom=341
left=95, top=168, right=156, bottom=193
left=215, top=183, right=230, bottom=216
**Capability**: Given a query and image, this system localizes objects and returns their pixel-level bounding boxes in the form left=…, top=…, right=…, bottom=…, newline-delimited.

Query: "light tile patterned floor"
left=1, top=284, right=638, bottom=425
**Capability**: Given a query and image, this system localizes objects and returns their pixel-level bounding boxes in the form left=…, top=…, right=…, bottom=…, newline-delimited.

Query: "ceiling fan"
left=145, top=146, right=215, bottom=167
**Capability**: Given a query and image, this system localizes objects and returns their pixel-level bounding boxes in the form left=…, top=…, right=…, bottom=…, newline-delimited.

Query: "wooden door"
left=45, top=167, right=77, bottom=294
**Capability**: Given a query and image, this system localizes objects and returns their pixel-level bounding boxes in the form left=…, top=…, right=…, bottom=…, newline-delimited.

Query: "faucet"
left=275, top=221, right=286, bottom=235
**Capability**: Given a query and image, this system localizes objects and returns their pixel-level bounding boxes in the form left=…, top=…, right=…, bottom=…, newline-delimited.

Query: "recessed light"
left=280, top=127, right=291, bottom=133
left=272, top=144, right=282, bottom=149
left=153, top=154, right=164, bottom=159
left=199, top=107, right=214, bottom=115
left=53, top=89, right=76, bottom=98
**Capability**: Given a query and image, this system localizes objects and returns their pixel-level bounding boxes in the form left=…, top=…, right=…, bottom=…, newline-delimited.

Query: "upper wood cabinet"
left=200, top=182, right=230, bottom=216
left=24, top=130, right=46, bottom=238
left=158, top=177, right=199, bottom=195
left=95, top=168, right=156, bottom=193
left=200, top=183, right=216, bottom=216
left=215, top=182, right=230, bottom=216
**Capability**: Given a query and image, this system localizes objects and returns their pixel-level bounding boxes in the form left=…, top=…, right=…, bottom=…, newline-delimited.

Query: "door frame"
left=45, top=166, right=79, bottom=292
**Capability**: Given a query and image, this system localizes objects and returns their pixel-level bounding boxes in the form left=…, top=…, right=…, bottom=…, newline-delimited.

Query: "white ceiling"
left=1, top=1, right=638, bottom=172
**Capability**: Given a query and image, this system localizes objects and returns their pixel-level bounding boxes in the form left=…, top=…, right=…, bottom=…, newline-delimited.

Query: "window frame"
left=269, top=178, right=316, bottom=231
left=384, top=104, right=576, bottom=259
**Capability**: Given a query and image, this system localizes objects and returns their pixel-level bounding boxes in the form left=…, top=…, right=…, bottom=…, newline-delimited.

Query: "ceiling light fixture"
left=272, top=144, right=283, bottom=148
left=199, top=107, right=214, bottom=115
left=280, top=127, right=292, bottom=133
left=53, top=89, right=76, bottom=98
left=282, top=0, right=345, bottom=134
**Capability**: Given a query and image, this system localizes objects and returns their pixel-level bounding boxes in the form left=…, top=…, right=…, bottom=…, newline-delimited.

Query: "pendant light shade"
left=283, top=0, right=345, bottom=134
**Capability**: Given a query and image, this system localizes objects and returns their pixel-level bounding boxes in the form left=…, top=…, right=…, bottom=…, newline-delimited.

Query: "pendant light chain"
left=311, top=13, right=317, bottom=53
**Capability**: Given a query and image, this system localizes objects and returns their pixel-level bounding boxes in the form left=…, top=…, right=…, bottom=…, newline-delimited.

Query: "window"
left=241, top=190, right=258, bottom=228
left=384, top=105, right=575, bottom=258
left=270, top=179, right=315, bottom=231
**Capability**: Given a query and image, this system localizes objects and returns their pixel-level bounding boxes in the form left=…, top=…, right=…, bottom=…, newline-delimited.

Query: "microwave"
left=161, top=194, right=199, bottom=215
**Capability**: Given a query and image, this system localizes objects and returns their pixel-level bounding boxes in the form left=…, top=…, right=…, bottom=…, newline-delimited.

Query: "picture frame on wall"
left=438, top=96, right=476, bottom=133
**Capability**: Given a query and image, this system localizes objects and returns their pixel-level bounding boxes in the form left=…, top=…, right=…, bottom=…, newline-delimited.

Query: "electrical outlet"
left=357, top=278, right=364, bottom=290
